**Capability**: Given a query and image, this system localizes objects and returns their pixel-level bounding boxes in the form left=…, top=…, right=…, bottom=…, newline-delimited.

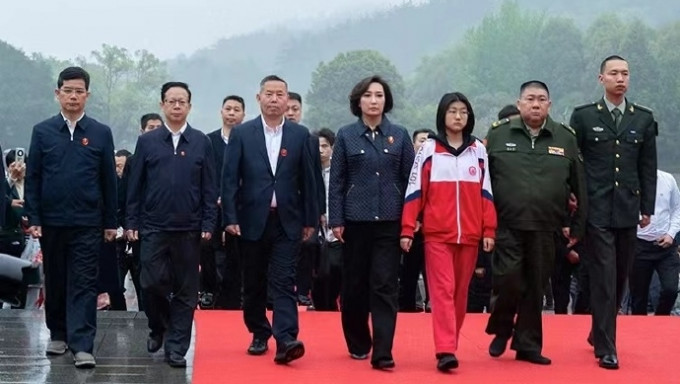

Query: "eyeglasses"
left=60, top=87, right=87, bottom=95
left=164, top=99, right=189, bottom=107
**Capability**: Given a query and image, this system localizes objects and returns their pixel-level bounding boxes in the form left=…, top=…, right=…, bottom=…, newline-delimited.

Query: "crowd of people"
left=0, top=54, right=678, bottom=374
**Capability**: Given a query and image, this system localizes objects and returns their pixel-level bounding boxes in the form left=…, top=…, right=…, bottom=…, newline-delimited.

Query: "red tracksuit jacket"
left=401, top=138, right=496, bottom=244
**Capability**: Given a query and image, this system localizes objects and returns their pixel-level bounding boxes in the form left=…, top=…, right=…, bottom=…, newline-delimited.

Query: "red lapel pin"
left=387, top=136, right=394, bottom=144
left=81, top=138, right=89, bottom=146
left=180, top=151, right=186, bottom=157
left=280, top=148, right=288, bottom=157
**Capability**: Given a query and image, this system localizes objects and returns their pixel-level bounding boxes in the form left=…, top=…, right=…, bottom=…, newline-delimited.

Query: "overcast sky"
left=0, top=0, right=418, bottom=60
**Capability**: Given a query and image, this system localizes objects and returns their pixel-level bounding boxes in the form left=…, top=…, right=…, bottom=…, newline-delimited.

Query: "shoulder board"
left=559, top=122, right=576, bottom=136
left=491, top=118, right=510, bottom=129
left=573, top=101, right=597, bottom=111
left=633, top=103, right=653, bottom=114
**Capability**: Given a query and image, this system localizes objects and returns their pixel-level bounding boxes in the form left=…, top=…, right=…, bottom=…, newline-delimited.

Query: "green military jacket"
left=486, top=115, right=587, bottom=238
left=569, top=98, right=657, bottom=228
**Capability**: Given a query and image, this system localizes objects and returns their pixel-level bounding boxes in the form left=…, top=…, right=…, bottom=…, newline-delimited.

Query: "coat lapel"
left=254, top=117, right=274, bottom=176
left=275, top=121, right=292, bottom=177
left=617, top=101, right=635, bottom=135
left=596, top=98, right=617, bottom=135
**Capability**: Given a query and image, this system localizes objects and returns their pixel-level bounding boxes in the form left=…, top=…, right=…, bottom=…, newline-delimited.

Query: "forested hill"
left=168, top=0, right=679, bottom=108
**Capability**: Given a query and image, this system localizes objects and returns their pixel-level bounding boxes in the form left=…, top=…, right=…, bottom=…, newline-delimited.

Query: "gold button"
left=374, top=216, right=380, bottom=220
left=595, top=138, right=599, bottom=142
left=615, top=181, right=619, bottom=187
left=616, top=154, right=620, bottom=158
left=616, top=140, right=620, bottom=145
left=615, top=167, right=619, bottom=172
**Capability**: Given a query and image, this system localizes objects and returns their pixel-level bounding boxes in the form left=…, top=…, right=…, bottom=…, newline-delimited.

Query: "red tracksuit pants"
left=424, top=242, right=478, bottom=354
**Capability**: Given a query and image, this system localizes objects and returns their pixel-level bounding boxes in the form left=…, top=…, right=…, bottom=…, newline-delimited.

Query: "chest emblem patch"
left=548, top=146, right=565, bottom=156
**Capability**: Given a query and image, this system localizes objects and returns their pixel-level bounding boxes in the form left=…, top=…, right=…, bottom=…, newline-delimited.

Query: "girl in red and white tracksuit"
left=400, top=92, right=496, bottom=372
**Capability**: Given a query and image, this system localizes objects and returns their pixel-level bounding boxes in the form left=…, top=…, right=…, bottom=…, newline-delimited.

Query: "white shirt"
left=637, top=170, right=680, bottom=241
left=262, top=116, right=284, bottom=207
left=321, top=165, right=337, bottom=242
left=61, top=112, right=85, bottom=140
left=167, top=123, right=188, bottom=152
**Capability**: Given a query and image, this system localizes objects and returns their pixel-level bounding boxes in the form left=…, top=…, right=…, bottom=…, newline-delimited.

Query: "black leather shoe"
left=274, top=340, right=305, bottom=364
left=298, top=295, right=313, bottom=306
left=350, top=353, right=369, bottom=360
left=371, top=358, right=396, bottom=370
left=489, top=336, right=509, bottom=357
left=147, top=334, right=163, bottom=353
left=165, top=353, right=186, bottom=368
left=515, top=351, right=551, bottom=365
left=599, top=354, right=619, bottom=370
left=247, top=339, right=269, bottom=355
left=436, top=353, right=459, bottom=372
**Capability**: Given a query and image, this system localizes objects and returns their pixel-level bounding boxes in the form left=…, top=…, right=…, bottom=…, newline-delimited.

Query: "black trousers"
left=140, top=231, right=200, bottom=358
left=551, top=234, right=579, bottom=315
left=41, top=226, right=101, bottom=354
left=398, top=230, right=428, bottom=311
left=118, top=240, right=143, bottom=311
left=99, top=241, right=126, bottom=310
left=311, top=241, right=343, bottom=311
left=583, top=225, right=636, bottom=356
left=296, top=238, right=317, bottom=300
left=199, top=235, right=218, bottom=295
left=485, top=228, right=554, bottom=353
left=214, top=232, right=242, bottom=310
left=240, top=210, right=300, bottom=347
left=341, top=221, right=400, bottom=363
left=630, top=239, right=680, bottom=315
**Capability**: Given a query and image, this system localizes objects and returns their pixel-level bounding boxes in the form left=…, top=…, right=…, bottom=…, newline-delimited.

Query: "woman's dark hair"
left=435, top=92, right=475, bottom=138
left=348, top=75, right=394, bottom=117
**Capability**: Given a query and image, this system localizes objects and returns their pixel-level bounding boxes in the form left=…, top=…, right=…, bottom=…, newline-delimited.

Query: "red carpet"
left=194, top=311, right=680, bottom=384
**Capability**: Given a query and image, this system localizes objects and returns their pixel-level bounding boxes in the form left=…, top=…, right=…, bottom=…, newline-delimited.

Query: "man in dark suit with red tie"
left=222, top=75, right=318, bottom=365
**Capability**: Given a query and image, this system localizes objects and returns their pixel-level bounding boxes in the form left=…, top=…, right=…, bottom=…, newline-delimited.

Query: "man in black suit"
left=569, top=55, right=657, bottom=370
left=126, top=82, right=217, bottom=368
left=204, top=95, right=246, bottom=309
left=222, top=75, right=318, bottom=365
left=24, top=67, right=118, bottom=369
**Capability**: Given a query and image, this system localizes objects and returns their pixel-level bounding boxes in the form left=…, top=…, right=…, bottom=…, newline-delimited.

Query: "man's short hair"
left=288, top=92, right=302, bottom=105
left=599, top=55, right=627, bottom=74
left=314, top=128, right=336, bottom=147
left=259, top=75, right=287, bottom=90
left=57, top=67, right=90, bottom=90
left=161, top=82, right=191, bottom=103
left=519, top=80, right=550, bottom=98
left=140, top=113, right=163, bottom=130
left=222, top=95, right=245, bottom=110
left=115, top=149, right=132, bottom=158
left=349, top=75, right=394, bottom=117
left=497, top=105, right=520, bottom=120
left=412, top=128, right=435, bottom=142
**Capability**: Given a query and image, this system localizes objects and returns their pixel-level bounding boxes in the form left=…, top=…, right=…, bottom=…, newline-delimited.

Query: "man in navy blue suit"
left=222, top=75, right=318, bottom=365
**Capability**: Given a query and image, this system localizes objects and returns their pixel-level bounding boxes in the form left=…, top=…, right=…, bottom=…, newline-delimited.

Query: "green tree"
left=79, top=45, right=169, bottom=150
left=0, top=41, right=55, bottom=149
left=305, top=50, right=406, bottom=130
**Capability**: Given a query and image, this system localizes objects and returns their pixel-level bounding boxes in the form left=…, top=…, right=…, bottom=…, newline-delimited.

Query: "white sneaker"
left=73, top=351, right=96, bottom=369
left=46, top=340, right=67, bottom=355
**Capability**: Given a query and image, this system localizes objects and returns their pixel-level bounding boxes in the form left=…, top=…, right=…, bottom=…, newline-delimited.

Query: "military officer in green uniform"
left=569, top=55, right=657, bottom=370
left=484, top=80, right=587, bottom=365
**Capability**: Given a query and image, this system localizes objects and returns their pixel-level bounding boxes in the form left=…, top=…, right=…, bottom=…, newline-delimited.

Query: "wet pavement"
left=0, top=310, right=194, bottom=384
